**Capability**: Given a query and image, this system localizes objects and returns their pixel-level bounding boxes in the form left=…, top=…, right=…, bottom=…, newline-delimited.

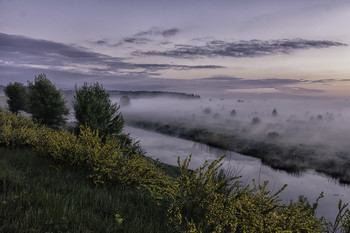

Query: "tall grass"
left=0, top=148, right=170, bottom=233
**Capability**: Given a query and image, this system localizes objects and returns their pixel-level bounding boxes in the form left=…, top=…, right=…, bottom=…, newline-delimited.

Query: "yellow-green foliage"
left=325, top=200, right=350, bottom=233
left=0, top=110, right=173, bottom=198
left=0, top=110, right=37, bottom=147
left=167, top=155, right=241, bottom=233
left=167, top=155, right=335, bottom=233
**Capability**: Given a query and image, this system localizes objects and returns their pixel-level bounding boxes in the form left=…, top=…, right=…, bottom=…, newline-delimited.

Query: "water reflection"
left=125, top=126, right=350, bottom=221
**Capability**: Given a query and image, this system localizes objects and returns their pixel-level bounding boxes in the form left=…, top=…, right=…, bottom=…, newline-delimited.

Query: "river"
left=125, top=125, right=350, bottom=222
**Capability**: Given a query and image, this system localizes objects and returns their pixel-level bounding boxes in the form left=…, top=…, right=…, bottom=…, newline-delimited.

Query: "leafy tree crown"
left=27, top=74, right=69, bottom=128
left=4, top=82, right=28, bottom=114
left=73, top=82, right=124, bottom=137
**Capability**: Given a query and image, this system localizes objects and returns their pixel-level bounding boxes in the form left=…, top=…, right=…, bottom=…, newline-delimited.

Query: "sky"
left=1, top=0, right=350, bottom=98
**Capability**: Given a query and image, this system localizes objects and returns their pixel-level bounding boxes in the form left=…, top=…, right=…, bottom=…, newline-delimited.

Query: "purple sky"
left=1, top=0, right=350, bottom=97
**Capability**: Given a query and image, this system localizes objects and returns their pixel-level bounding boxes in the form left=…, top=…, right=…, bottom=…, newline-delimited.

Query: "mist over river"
left=125, top=125, right=350, bottom=222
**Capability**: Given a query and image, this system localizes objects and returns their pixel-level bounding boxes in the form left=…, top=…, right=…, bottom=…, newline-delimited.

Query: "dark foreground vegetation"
left=0, top=148, right=170, bottom=233
left=1, top=75, right=350, bottom=232
left=129, top=120, right=350, bottom=184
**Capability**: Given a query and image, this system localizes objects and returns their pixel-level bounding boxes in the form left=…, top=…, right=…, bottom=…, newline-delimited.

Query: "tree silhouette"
left=4, top=82, right=28, bottom=114
left=74, top=82, right=124, bottom=137
left=27, top=74, right=69, bottom=128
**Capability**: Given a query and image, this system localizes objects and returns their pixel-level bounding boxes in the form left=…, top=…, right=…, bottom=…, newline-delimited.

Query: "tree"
left=4, top=82, right=28, bottom=114
left=73, top=82, right=124, bottom=137
left=27, top=74, right=69, bottom=128
left=203, top=107, right=211, bottom=114
left=272, top=108, right=278, bottom=117
left=252, top=116, right=261, bottom=124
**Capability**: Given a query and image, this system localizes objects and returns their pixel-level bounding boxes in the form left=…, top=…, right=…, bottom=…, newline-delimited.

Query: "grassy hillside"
left=0, top=148, right=170, bottom=233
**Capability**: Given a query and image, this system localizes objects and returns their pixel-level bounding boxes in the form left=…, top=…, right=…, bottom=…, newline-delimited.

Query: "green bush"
left=73, top=82, right=124, bottom=138
left=27, top=74, right=69, bottom=128
left=4, top=82, right=28, bottom=114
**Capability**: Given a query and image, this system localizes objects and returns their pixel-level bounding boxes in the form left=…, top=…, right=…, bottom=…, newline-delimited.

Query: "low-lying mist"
left=117, top=96, right=350, bottom=154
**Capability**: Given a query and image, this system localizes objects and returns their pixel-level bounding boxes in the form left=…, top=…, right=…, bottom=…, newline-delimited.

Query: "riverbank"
left=128, top=120, right=350, bottom=184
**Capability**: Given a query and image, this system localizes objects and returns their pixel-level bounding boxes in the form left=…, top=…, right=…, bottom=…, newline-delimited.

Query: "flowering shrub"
left=167, top=155, right=350, bottom=233
left=0, top=110, right=37, bottom=147
left=167, top=155, right=240, bottom=232
left=0, top=110, right=173, bottom=198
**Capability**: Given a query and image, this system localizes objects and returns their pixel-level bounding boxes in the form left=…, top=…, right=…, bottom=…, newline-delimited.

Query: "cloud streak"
left=0, top=32, right=222, bottom=77
left=134, top=27, right=180, bottom=38
left=136, top=39, right=347, bottom=58
left=93, top=27, right=180, bottom=47
left=0, top=32, right=341, bottom=97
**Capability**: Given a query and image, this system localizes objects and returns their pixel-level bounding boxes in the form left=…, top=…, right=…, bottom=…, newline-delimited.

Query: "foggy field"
left=117, top=95, right=350, bottom=184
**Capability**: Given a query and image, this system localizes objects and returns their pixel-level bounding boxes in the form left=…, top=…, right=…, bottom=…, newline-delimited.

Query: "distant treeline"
left=108, top=90, right=201, bottom=99
left=1, top=84, right=201, bottom=100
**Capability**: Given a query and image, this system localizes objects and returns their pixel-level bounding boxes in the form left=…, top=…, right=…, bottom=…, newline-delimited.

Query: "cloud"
left=0, top=32, right=224, bottom=81
left=134, top=27, right=180, bottom=38
left=96, top=40, right=108, bottom=45
left=276, top=86, right=325, bottom=94
left=94, top=27, right=180, bottom=47
left=161, top=28, right=179, bottom=37
left=136, top=39, right=347, bottom=58
left=0, top=32, right=120, bottom=66
left=204, top=76, right=306, bottom=86
left=135, top=64, right=224, bottom=71
left=0, top=32, right=334, bottom=97
left=119, top=27, right=179, bottom=45
left=123, top=37, right=152, bottom=44
left=310, top=79, right=336, bottom=83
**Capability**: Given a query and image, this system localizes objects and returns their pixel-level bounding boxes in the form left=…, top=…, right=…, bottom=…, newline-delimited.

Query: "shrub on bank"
left=167, top=155, right=331, bottom=232
left=0, top=110, right=173, bottom=198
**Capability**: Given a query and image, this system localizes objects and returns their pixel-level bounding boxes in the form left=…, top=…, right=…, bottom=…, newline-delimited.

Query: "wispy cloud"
left=310, top=79, right=336, bottom=83
left=93, top=27, right=180, bottom=47
left=134, top=27, right=180, bottom=38
left=0, top=32, right=224, bottom=79
left=0, top=32, right=339, bottom=96
left=135, top=64, right=224, bottom=71
left=136, top=39, right=347, bottom=58
left=277, top=86, right=325, bottom=94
